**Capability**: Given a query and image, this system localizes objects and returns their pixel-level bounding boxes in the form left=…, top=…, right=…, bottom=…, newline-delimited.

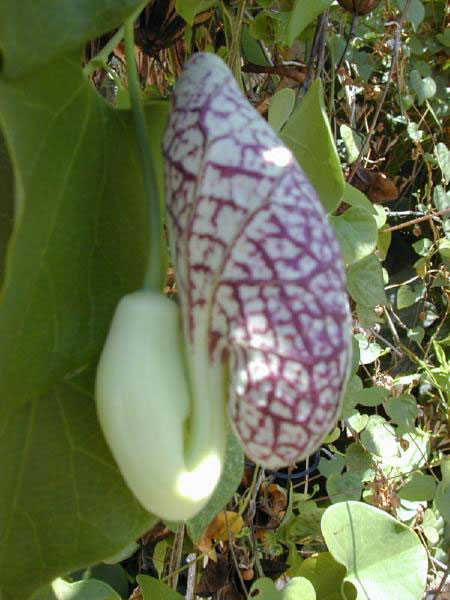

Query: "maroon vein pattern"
left=163, top=53, right=351, bottom=469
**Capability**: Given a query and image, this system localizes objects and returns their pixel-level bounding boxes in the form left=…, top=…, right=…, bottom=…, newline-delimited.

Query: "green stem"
left=83, top=26, right=124, bottom=77
left=123, top=12, right=165, bottom=291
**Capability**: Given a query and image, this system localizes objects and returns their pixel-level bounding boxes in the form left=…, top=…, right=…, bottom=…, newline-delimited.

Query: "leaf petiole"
left=123, top=10, right=165, bottom=291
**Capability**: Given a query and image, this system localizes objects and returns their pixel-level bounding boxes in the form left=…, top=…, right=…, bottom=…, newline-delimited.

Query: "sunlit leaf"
left=285, top=0, right=333, bottom=45
left=384, top=394, right=419, bottom=435
left=360, top=415, right=399, bottom=458
left=249, top=576, right=317, bottom=600
left=298, top=552, right=357, bottom=600
left=434, top=142, right=450, bottom=184
left=330, top=207, right=378, bottom=266
left=318, top=455, right=345, bottom=478
left=343, top=183, right=377, bottom=215
left=326, top=472, right=363, bottom=503
left=354, top=332, right=383, bottom=365
left=281, top=79, right=345, bottom=213
left=397, top=282, right=426, bottom=309
left=137, top=575, right=184, bottom=600
left=322, top=501, right=428, bottom=600
left=357, top=386, right=388, bottom=407
left=340, top=124, right=362, bottom=164
left=410, top=69, right=436, bottom=105
left=398, top=473, right=437, bottom=502
left=345, top=443, right=373, bottom=480
left=347, top=255, right=388, bottom=307
left=34, top=578, right=121, bottom=600
left=268, top=88, right=295, bottom=133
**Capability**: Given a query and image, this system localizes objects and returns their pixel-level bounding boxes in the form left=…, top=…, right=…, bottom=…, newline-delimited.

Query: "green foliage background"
left=0, top=0, right=448, bottom=599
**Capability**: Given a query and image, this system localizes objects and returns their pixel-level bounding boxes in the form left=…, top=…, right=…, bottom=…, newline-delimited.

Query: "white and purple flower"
left=163, top=53, right=352, bottom=469
left=96, top=53, right=351, bottom=521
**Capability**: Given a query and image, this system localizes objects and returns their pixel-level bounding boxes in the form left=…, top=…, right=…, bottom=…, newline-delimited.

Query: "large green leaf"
left=347, top=255, right=387, bottom=307
left=268, top=88, right=295, bottom=133
left=0, top=53, right=169, bottom=419
left=281, top=79, right=344, bottom=213
left=137, top=575, right=184, bottom=600
left=0, top=132, right=14, bottom=285
left=321, top=501, right=428, bottom=600
left=285, top=0, right=333, bottom=46
left=34, top=578, right=122, bottom=600
left=175, top=0, right=216, bottom=25
left=398, top=473, right=437, bottom=502
left=298, top=552, right=357, bottom=600
left=249, top=576, right=316, bottom=600
left=0, top=368, right=156, bottom=600
left=0, top=0, right=144, bottom=78
left=329, top=207, right=378, bottom=266
left=342, top=182, right=377, bottom=216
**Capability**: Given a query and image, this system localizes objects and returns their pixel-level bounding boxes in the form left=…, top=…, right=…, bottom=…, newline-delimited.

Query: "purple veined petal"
left=162, top=53, right=352, bottom=470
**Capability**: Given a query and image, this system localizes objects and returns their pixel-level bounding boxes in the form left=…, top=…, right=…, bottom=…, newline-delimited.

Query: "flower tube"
left=163, top=53, right=352, bottom=470
left=97, top=53, right=351, bottom=522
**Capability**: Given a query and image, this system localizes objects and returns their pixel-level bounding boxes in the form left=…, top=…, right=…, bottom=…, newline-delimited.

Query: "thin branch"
left=336, top=12, right=358, bottom=72
left=167, top=523, right=185, bottom=591
left=302, top=11, right=328, bottom=94
left=348, top=0, right=412, bottom=182
left=224, top=511, right=249, bottom=599
left=123, top=9, right=165, bottom=290
left=83, top=27, right=124, bottom=76
left=369, top=327, right=404, bottom=357
left=242, top=63, right=305, bottom=83
left=383, top=208, right=450, bottom=232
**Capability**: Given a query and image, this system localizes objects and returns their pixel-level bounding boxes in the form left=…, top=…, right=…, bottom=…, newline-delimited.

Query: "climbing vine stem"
left=124, top=11, right=165, bottom=290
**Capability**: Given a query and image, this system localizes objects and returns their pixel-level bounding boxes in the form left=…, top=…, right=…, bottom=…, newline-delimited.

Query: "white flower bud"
left=96, top=290, right=227, bottom=521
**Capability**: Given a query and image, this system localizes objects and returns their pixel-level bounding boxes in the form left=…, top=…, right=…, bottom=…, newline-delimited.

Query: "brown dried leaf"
left=195, top=554, right=229, bottom=596
left=196, top=511, right=244, bottom=554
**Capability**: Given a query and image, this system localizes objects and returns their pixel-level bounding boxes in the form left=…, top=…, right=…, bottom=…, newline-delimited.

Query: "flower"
left=97, top=53, right=351, bottom=522
left=162, top=53, right=352, bottom=470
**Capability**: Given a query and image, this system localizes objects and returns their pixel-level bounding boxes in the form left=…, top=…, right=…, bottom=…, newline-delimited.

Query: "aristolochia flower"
left=96, top=53, right=351, bottom=522
left=162, top=53, right=352, bottom=469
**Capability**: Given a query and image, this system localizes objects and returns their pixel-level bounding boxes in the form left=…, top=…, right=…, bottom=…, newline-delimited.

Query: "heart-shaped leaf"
left=281, top=79, right=345, bottom=214
left=249, top=576, right=316, bottom=600
left=298, top=552, right=357, bottom=600
left=322, top=501, right=428, bottom=600
left=330, top=207, right=378, bottom=266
